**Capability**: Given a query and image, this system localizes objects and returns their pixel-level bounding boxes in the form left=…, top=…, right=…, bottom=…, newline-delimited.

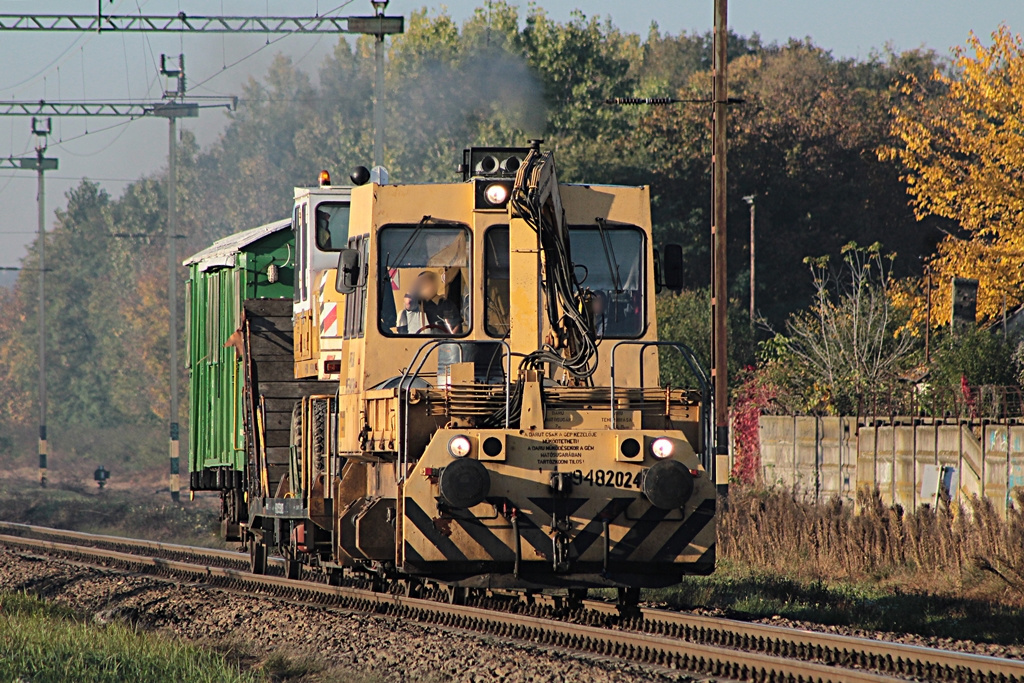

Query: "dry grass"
left=645, top=487, right=1024, bottom=643
left=720, top=486, right=1024, bottom=602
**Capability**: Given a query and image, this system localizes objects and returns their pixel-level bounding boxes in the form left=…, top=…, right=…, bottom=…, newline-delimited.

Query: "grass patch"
left=0, top=592, right=259, bottom=683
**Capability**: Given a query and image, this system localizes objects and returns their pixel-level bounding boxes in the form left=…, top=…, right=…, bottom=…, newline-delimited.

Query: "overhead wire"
left=0, top=0, right=131, bottom=95
left=80, top=49, right=88, bottom=134
left=187, top=0, right=357, bottom=93
left=52, top=119, right=136, bottom=157
left=0, top=34, right=88, bottom=93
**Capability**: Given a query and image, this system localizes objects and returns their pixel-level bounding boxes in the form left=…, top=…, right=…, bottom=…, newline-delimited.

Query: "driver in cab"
left=414, top=271, right=462, bottom=334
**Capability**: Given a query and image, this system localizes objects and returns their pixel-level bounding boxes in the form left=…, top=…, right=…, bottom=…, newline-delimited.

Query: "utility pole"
left=922, top=262, right=932, bottom=364
left=371, top=0, right=389, bottom=167
left=32, top=118, right=54, bottom=488
left=34, top=118, right=50, bottom=488
left=2, top=122, right=58, bottom=487
left=603, top=0, right=736, bottom=489
left=743, top=195, right=755, bottom=325
left=711, top=0, right=729, bottom=494
left=155, top=53, right=194, bottom=503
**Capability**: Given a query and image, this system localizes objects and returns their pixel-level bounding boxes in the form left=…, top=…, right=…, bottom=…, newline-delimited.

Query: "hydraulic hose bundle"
left=508, top=145, right=598, bottom=382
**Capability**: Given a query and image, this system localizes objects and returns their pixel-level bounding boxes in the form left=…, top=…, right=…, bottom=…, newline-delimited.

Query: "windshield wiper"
left=385, top=215, right=465, bottom=272
left=594, top=217, right=623, bottom=293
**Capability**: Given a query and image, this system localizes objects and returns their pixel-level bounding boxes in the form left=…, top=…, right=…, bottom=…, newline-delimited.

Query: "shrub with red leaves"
left=730, top=367, right=777, bottom=485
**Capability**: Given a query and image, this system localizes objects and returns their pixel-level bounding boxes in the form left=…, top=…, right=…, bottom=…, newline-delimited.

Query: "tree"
left=639, top=41, right=943, bottom=322
left=762, top=243, right=917, bottom=413
left=655, top=288, right=753, bottom=387
left=884, top=25, right=1024, bottom=325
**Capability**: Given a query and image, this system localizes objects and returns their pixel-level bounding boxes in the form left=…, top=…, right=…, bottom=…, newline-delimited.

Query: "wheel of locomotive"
left=616, top=586, right=641, bottom=619
left=249, top=540, right=268, bottom=575
left=447, top=586, right=467, bottom=605
left=403, top=579, right=424, bottom=599
left=285, top=557, right=302, bottom=580
left=558, top=588, right=587, bottom=613
left=328, top=568, right=345, bottom=586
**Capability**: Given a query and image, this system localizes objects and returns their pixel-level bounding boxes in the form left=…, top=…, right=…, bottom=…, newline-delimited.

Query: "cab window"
left=484, top=227, right=510, bottom=337
left=314, top=202, right=350, bottom=251
left=571, top=226, right=646, bottom=338
left=378, top=225, right=471, bottom=337
left=483, top=225, right=645, bottom=338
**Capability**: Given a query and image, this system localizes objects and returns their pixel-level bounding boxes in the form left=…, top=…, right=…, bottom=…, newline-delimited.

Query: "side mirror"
left=335, top=249, right=360, bottom=294
left=662, top=243, right=684, bottom=291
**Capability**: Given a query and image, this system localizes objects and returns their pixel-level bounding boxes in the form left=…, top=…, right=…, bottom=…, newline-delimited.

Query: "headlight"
left=651, top=437, right=674, bottom=459
left=448, top=435, right=472, bottom=458
left=483, top=182, right=509, bottom=206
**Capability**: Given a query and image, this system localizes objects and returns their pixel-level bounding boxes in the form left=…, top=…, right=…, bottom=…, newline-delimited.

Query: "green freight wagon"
left=184, top=219, right=294, bottom=493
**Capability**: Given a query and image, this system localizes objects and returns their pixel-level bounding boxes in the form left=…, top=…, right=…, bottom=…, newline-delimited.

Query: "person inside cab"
left=415, top=271, right=463, bottom=334
left=396, top=292, right=426, bottom=334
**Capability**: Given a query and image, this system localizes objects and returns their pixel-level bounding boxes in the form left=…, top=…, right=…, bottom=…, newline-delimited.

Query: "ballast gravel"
left=0, top=550, right=698, bottom=683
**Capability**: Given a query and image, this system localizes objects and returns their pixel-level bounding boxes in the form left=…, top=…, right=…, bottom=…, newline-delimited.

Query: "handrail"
left=398, top=339, right=511, bottom=483
left=609, top=340, right=713, bottom=473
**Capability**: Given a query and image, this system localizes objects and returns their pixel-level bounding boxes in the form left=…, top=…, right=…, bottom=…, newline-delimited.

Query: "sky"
left=1, top=0, right=1022, bottom=273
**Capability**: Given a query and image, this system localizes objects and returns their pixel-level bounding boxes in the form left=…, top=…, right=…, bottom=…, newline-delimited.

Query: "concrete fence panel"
left=757, top=414, right=1024, bottom=517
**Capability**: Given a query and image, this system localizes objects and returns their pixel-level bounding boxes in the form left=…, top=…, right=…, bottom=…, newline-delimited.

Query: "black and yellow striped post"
left=38, top=425, right=47, bottom=487
left=170, top=422, right=180, bottom=502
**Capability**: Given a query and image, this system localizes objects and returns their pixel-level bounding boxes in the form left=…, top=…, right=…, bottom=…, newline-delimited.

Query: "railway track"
left=1, top=522, right=1021, bottom=683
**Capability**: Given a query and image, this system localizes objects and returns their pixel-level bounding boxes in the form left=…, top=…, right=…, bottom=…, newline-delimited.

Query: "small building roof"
left=183, top=218, right=291, bottom=271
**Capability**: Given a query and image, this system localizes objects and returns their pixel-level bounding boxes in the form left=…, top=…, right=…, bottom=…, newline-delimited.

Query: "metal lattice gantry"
left=0, top=13, right=403, bottom=34
left=0, top=100, right=233, bottom=117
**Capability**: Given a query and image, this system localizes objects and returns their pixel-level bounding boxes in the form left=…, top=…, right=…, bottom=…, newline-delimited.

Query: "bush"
left=930, top=326, right=1017, bottom=387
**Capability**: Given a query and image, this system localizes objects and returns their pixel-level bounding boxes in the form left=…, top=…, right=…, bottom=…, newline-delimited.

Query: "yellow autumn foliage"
left=884, top=24, right=1024, bottom=326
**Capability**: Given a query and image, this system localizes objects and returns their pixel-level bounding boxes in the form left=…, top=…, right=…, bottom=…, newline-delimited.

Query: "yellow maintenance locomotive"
left=186, top=142, right=716, bottom=602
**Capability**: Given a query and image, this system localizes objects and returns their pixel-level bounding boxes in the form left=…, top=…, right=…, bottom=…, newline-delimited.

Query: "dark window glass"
left=484, top=227, right=510, bottom=337
left=343, top=234, right=369, bottom=340
left=314, top=202, right=350, bottom=251
left=295, top=204, right=307, bottom=301
left=378, top=225, right=471, bottom=337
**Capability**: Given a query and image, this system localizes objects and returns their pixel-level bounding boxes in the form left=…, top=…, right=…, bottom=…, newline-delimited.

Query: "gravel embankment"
left=0, top=550, right=696, bottom=683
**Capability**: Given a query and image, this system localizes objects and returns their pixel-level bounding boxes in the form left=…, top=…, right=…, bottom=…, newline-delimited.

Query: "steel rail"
left=2, top=524, right=1022, bottom=682
left=594, top=600, right=1024, bottom=683
left=634, top=609, right=1024, bottom=683
left=0, top=520, right=281, bottom=569
left=1, top=531, right=899, bottom=683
